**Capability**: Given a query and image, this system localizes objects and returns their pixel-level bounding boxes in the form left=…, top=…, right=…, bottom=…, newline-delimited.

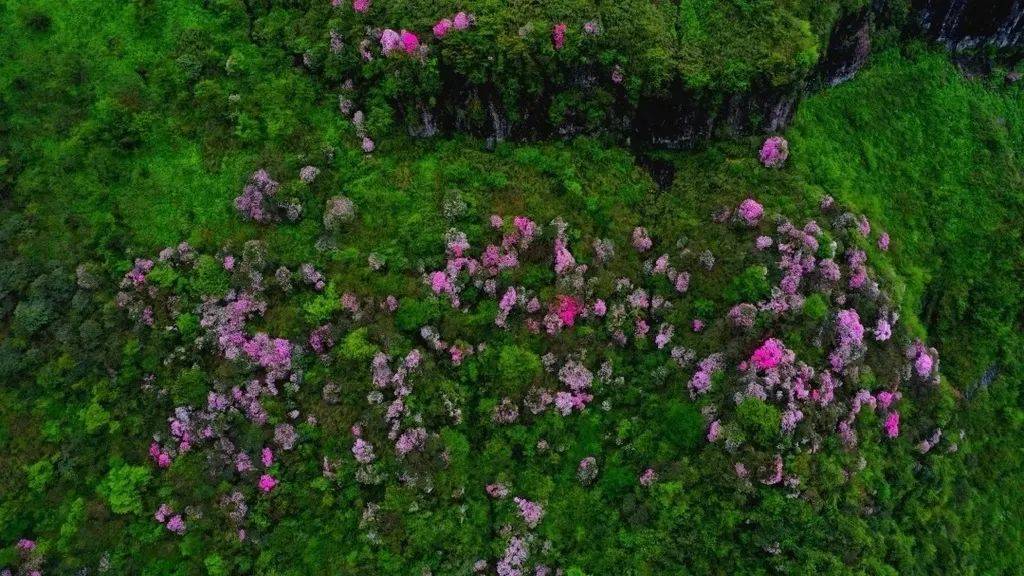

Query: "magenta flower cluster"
left=759, top=136, right=789, bottom=168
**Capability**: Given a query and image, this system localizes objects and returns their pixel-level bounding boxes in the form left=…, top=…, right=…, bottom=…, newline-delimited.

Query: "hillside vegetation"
left=1, top=1, right=1022, bottom=575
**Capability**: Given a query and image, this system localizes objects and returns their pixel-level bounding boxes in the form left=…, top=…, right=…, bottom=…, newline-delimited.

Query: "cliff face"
left=409, top=7, right=877, bottom=150
left=404, top=3, right=1021, bottom=150
left=915, top=0, right=1024, bottom=51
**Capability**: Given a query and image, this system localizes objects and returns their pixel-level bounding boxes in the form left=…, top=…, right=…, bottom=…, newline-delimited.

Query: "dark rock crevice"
left=915, top=0, right=1024, bottom=51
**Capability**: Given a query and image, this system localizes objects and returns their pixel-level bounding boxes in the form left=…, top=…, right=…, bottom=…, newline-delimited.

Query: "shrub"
left=395, top=298, right=441, bottom=332
left=736, top=397, right=781, bottom=447
left=724, top=265, right=771, bottom=304
left=497, top=345, right=542, bottom=392
left=659, top=399, right=704, bottom=452
left=803, top=293, right=828, bottom=321
left=98, top=464, right=151, bottom=515
left=190, top=255, right=230, bottom=297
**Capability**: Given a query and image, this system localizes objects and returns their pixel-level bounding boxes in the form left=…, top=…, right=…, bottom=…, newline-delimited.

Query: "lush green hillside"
left=1, top=1, right=1022, bottom=575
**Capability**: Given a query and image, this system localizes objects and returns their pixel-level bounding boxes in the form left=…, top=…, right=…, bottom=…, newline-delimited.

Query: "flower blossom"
left=258, top=474, right=278, bottom=492
left=166, top=515, right=186, bottom=535
left=299, top=165, right=320, bottom=184
left=555, top=295, right=582, bottom=327
left=759, top=136, right=789, bottom=168
left=17, top=539, right=36, bottom=552
left=884, top=411, right=900, bottom=438
left=433, top=18, right=453, bottom=38
left=380, top=29, right=401, bottom=55
left=737, top=198, right=764, bottom=226
left=707, top=420, right=722, bottom=442
left=400, top=30, right=420, bottom=54
left=352, top=438, right=376, bottom=464
left=552, top=23, right=567, bottom=50
left=453, top=12, right=472, bottom=30
left=762, top=455, right=784, bottom=485
left=631, top=227, right=653, bottom=252
left=513, top=497, right=545, bottom=528
left=611, top=65, right=624, bottom=84
left=750, top=338, right=786, bottom=370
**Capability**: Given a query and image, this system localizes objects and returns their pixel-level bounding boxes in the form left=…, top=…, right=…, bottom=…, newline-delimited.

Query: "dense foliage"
left=1, top=1, right=1023, bottom=575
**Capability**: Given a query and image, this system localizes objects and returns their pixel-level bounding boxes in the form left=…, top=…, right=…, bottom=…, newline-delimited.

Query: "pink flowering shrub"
left=759, top=136, right=789, bottom=168
left=166, top=515, right=186, bottom=535
left=884, top=412, right=901, bottom=438
left=380, top=29, right=401, bottom=55
left=258, top=474, right=278, bottom=492
left=17, top=539, right=36, bottom=552
left=577, top=456, right=599, bottom=485
left=878, top=232, right=890, bottom=251
left=400, top=30, right=420, bottom=54
left=433, top=19, right=452, bottom=38
left=611, top=64, right=624, bottom=84
left=554, top=295, right=582, bottom=326
left=631, top=226, right=653, bottom=252
left=750, top=338, right=786, bottom=370
left=234, top=169, right=280, bottom=222
left=552, top=23, right=567, bottom=50
left=513, top=496, right=544, bottom=528
left=737, top=198, right=764, bottom=226
left=299, top=165, right=319, bottom=184
left=435, top=12, right=473, bottom=37
left=352, top=438, right=376, bottom=463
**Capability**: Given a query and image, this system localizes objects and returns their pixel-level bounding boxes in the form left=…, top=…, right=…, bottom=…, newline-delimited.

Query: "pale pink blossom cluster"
left=381, top=29, right=420, bottom=56
left=554, top=360, right=594, bottom=415
left=907, top=340, right=937, bottom=379
left=352, top=438, right=376, bottom=464
left=513, top=496, right=545, bottom=528
left=497, top=536, right=528, bottom=576
left=631, top=226, right=653, bottom=252
left=234, top=169, right=280, bottom=222
left=486, top=483, right=509, bottom=498
left=299, top=165, right=320, bottom=184
left=156, top=504, right=186, bottom=534
left=707, top=420, right=722, bottom=442
left=689, top=353, right=723, bottom=397
left=577, top=456, right=599, bottom=485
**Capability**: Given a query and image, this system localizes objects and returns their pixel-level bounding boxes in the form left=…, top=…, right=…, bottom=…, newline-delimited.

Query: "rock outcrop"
left=402, top=2, right=1020, bottom=150
left=915, top=0, right=1024, bottom=51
